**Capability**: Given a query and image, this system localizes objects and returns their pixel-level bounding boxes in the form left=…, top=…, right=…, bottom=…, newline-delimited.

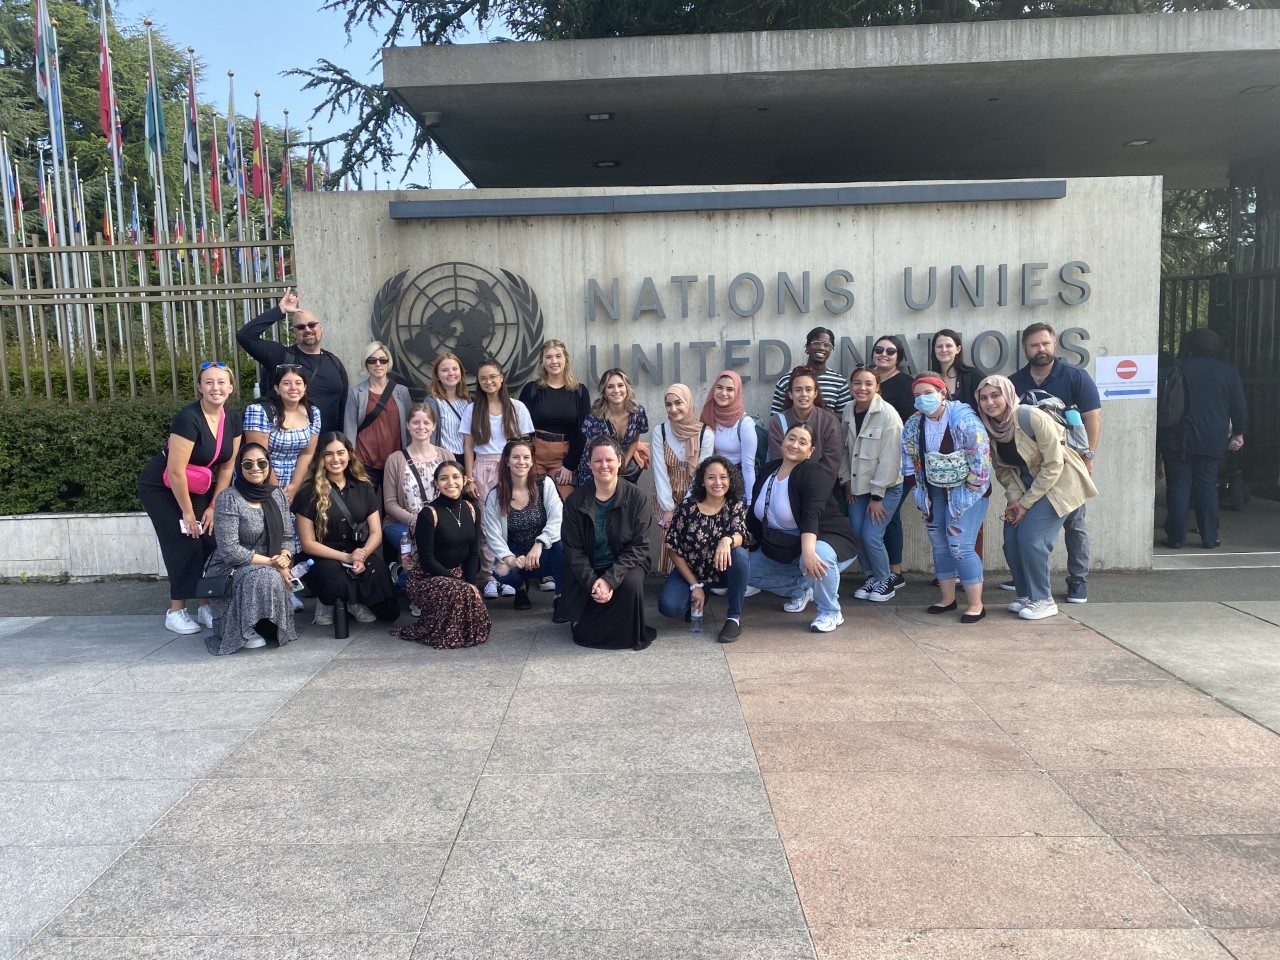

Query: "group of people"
left=140, top=288, right=1244, bottom=655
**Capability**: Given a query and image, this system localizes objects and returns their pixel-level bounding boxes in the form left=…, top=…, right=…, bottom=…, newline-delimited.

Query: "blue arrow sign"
left=1104, top=387, right=1152, bottom=397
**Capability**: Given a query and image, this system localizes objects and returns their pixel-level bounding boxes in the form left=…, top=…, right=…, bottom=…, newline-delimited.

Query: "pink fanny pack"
left=163, top=409, right=225, bottom=496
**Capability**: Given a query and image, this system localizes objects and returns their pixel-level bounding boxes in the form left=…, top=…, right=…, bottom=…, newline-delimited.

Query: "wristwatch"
left=1081, top=450, right=1095, bottom=460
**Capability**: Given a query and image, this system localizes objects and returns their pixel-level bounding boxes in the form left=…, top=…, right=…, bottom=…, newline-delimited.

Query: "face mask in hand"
left=914, top=393, right=943, bottom=416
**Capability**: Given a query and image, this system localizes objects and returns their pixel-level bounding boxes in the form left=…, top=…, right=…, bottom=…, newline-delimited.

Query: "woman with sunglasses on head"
left=484, top=438, right=565, bottom=617
left=203, top=442, right=299, bottom=655
left=767, top=366, right=841, bottom=480
left=839, top=365, right=905, bottom=603
left=518, top=339, right=592, bottom=500
left=870, top=335, right=914, bottom=591
left=930, top=328, right=983, bottom=406
left=344, top=340, right=411, bottom=492
left=577, top=368, right=650, bottom=486
left=243, top=363, right=320, bottom=504
left=463, top=358, right=536, bottom=597
left=138, top=361, right=243, bottom=635
left=293, top=432, right=399, bottom=626
left=652, top=383, right=714, bottom=573
left=392, top=461, right=492, bottom=649
left=425, top=353, right=471, bottom=459
left=901, top=375, right=992, bottom=623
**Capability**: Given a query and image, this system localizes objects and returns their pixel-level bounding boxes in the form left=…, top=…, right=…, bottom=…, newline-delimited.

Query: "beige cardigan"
left=837, top=394, right=904, bottom=497
left=993, top=406, right=1098, bottom=516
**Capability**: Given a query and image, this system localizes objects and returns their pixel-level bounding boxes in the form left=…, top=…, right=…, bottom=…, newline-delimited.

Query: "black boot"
left=514, top=586, right=532, bottom=611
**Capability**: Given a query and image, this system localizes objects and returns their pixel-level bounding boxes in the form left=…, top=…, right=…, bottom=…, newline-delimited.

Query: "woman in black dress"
left=518, top=339, right=592, bottom=500
left=392, top=461, right=492, bottom=648
left=561, top=436, right=657, bottom=650
left=138, top=361, right=243, bottom=635
left=293, top=432, right=399, bottom=625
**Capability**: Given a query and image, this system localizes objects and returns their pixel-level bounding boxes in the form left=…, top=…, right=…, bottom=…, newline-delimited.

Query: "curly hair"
left=301, top=432, right=370, bottom=542
left=690, top=455, right=744, bottom=504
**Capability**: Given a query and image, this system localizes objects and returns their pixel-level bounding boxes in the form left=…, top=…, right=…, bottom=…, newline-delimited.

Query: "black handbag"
left=193, top=572, right=233, bottom=598
left=759, top=474, right=802, bottom=564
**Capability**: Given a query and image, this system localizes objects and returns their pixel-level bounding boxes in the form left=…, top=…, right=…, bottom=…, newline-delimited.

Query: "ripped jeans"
left=922, top=486, right=988, bottom=587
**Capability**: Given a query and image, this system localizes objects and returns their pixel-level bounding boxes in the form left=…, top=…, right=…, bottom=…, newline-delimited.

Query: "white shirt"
left=924, top=409, right=949, bottom=451
left=714, top=417, right=757, bottom=504
left=755, top=473, right=797, bottom=530
left=652, top=422, right=714, bottom=512
left=461, top=400, right=535, bottom=455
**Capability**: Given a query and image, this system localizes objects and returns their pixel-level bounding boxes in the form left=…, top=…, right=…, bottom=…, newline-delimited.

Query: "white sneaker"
left=164, top=609, right=201, bottom=635
left=313, top=603, right=333, bottom=626
left=500, top=584, right=517, bottom=597
left=242, top=629, right=267, bottom=649
left=709, top=586, right=729, bottom=596
left=810, top=611, right=845, bottom=633
left=783, top=587, right=813, bottom=614
left=290, top=593, right=304, bottom=611
left=349, top=603, right=377, bottom=623
left=196, top=605, right=214, bottom=629
left=853, top=577, right=877, bottom=601
left=483, top=581, right=499, bottom=599
left=1008, top=596, right=1031, bottom=613
left=539, top=575, right=556, bottom=593
left=1018, top=598, right=1060, bottom=620
left=743, top=585, right=761, bottom=598
left=409, top=603, right=422, bottom=617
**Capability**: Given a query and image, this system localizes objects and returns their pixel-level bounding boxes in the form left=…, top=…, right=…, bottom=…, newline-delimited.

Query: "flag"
left=98, top=0, right=124, bottom=174
left=38, top=165, right=55, bottom=244
left=152, top=203, right=162, bottom=265
left=144, top=70, right=167, bottom=169
left=13, top=163, right=24, bottom=214
left=71, top=178, right=84, bottom=240
left=250, top=103, right=263, bottom=198
left=209, top=118, right=222, bottom=215
left=129, top=181, right=141, bottom=244
left=103, top=196, right=113, bottom=244
left=304, top=147, right=313, bottom=192
left=33, top=0, right=66, bottom=159
left=262, top=144, right=274, bottom=233
left=183, top=60, right=200, bottom=192
left=225, top=80, right=241, bottom=186
left=174, top=212, right=185, bottom=261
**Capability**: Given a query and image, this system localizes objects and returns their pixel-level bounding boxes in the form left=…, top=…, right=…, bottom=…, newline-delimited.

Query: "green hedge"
left=0, top=396, right=192, bottom=514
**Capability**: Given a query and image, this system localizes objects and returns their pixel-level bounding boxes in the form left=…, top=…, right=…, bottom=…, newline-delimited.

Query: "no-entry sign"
left=1096, top=355, right=1157, bottom=400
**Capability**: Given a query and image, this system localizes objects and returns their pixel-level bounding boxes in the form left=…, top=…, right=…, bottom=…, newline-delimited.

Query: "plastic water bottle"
left=289, top=559, right=313, bottom=580
left=400, top=531, right=413, bottom=568
left=690, top=608, right=703, bottom=634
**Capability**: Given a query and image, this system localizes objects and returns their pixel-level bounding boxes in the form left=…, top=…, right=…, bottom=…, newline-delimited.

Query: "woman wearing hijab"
left=203, top=442, right=299, bottom=655
left=975, top=375, right=1097, bottom=621
left=700, top=370, right=757, bottom=505
left=652, top=383, right=714, bottom=572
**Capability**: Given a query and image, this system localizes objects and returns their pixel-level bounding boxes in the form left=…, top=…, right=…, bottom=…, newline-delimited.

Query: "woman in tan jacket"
left=976, top=375, right=1097, bottom=621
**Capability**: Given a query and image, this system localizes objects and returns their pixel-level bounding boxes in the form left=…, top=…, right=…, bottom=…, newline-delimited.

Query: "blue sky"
left=121, top=0, right=474, bottom=189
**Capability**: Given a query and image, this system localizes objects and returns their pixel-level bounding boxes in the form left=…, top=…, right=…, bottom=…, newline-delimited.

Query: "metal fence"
left=0, top=238, right=292, bottom=403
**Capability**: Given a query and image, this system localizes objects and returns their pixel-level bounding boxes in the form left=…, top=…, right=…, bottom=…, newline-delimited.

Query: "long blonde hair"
left=590, top=367, right=638, bottom=418
left=302, top=432, right=370, bottom=541
left=535, top=339, right=579, bottom=390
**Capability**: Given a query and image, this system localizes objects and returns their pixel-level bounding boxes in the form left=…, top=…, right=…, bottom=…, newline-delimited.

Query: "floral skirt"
left=391, top=567, right=491, bottom=649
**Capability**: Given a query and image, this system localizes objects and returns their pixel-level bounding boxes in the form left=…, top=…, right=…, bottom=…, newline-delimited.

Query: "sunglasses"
left=275, top=363, right=304, bottom=374
left=366, top=356, right=389, bottom=365
left=240, top=458, right=269, bottom=471
left=199, top=361, right=228, bottom=370
left=872, top=346, right=898, bottom=356
left=293, top=321, right=320, bottom=331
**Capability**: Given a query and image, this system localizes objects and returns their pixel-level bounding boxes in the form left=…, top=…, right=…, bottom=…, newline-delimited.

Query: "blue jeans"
left=494, top=540, right=564, bottom=595
left=748, top=541, right=854, bottom=618
left=384, top=521, right=411, bottom=589
left=1163, top=453, right=1221, bottom=547
left=658, top=547, right=751, bottom=622
left=1003, top=496, right=1067, bottom=601
left=883, top=495, right=907, bottom=567
left=848, top=483, right=904, bottom=582
left=922, top=486, right=988, bottom=587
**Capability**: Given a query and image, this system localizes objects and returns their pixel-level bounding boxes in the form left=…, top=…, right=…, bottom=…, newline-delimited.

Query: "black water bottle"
left=333, top=599, right=349, bottom=639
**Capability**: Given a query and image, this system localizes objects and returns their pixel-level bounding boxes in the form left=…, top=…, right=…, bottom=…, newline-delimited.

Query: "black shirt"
left=879, top=372, right=916, bottom=423
left=518, top=382, right=593, bottom=470
left=415, top=496, right=481, bottom=581
left=237, top=306, right=350, bottom=436
left=293, top=479, right=380, bottom=550
left=140, top=403, right=243, bottom=492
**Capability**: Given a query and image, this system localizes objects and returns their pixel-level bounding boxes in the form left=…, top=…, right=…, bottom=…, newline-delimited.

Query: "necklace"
left=439, top=499, right=465, bottom=527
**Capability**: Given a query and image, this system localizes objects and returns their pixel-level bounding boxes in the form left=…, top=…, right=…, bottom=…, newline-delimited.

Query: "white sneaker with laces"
left=809, top=611, right=845, bottom=633
left=1008, top=596, right=1031, bottom=613
left=313, top=603, right=333, bottom=626
left=853, top=577, right=877, bottom=601
left=743, top=585, right=761, bottom=597
left=483, top=581, right=500, bottom=599
left=1018, top=598, right=1060, bottom=620
left=242, top=629, right=267, bottom=649
left=196, top=605, right=214, bottom=629
left=164, top=609, right=201, bottom=635
left=783, top=587, right=813, bottom=614
left=538, top=575, right=557, bottom=592
left=349, top=603, right=377, bottom=623
left=500, top=584, right=517, bottom=597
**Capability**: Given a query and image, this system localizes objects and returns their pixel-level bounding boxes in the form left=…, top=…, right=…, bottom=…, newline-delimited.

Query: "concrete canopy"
left=383, top=10, right=1280, bottom=190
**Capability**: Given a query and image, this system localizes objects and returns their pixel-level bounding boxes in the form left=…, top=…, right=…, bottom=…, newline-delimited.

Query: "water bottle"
left=690, top=608, right=703, bottom=634
left=289, top=558, right=313, bottom=580
left=400, top=531, right=413, bottom=568
left=1064, top=407, right=1083, bottom=427
left=332, top=599, right=349, bottom=639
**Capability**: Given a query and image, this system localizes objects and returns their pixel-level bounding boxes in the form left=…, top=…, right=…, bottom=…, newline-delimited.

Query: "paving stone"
left=922, top=649, right=1171, bottom=683
left=143, top=776, right=475, bottom=845
left=89, top=656, right=335, bottom=694
left=1008, top=717, right=1280, bottom=770
left=266, top=687, right=514, bottom=729
left=503, top=683, right=742, bottom=727
left=0, top=662, right=124, bottom=697
left=1, top=616, right=164, bottom=643
left=750, top=720, right=1035, bottom=773
left=19, top=692, right=288, bottom=732
left=17, top=935, right=417, bottom=960
left=485, top=721, right=758, bottom=775
left=518, top=649, right=731, bottom=686
left=306, top=658, right=525, bottom=690
left=0, top=845, right=123, bottom=941
left=1226, top=601, right=1280, bottom=628
left=424, top=839, right=805, bottom=931
left=48, top=843, right=450, bottom=936
left=736, top=681, right=986, bottom=723
left=725, top=650, right=951, bottom=684
left=0, top=695, right=63, bottom=732
left=1057, top=768, right=1280, bottom=835
left=0, top=937, right=23, bottom=960
left=334, top=635, right=533, bottom=661
left=785, top=837, right=1188, bottom=928
left=908, top=626, right=1121, bottom=654
left=959, top=679, right=1237, bottom=723
left=411, top=930, right=817, bottom=959
left=1120, top=835, right=1280, bottom=928
left=459, top=772, right=776, bottom=841
left=765, top=771, right=1101, bottom=838
left=0, top=730, right=248, bottom=781
left=808, top=927, right=1231, bottom=959
left=1212, top=929, right=1280, bottom=960
left=139, top=633, right=350, bottom=662
left=0, top=617, right=47, bottom=639
left=0, top=781, right=194, bottom=845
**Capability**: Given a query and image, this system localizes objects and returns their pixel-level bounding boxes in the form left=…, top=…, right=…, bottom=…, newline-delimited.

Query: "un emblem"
left=370, top=262, right=546, bottom=394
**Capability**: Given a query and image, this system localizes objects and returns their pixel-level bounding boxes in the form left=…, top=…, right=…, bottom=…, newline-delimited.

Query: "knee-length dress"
left=204, top=487, right=299, bottom=655
left=292, top=480, right=398, bottom=616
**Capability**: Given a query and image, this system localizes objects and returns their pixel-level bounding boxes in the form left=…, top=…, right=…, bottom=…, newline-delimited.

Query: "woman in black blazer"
left=747, top=422, right=860, bottom=634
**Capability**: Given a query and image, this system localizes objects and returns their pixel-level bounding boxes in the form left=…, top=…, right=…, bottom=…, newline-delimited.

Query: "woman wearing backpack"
left=700, top=371, right=757, bottom=505
left=975, top=375, right=1097, bottom=621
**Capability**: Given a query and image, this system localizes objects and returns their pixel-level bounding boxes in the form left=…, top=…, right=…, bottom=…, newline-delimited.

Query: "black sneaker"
left=513, top=587, right=532, bottom=611
left=867, top=579, right=897, bottom=603
left=717, top=618, right=741, bottom=643
left=551, top=597, right=570, bottom=624
left=888, top=573, right=907, bottom=590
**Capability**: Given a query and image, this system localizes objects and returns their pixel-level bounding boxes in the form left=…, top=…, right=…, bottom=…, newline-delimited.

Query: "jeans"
left=748, top=541, right=854, bottom=618
left=848, top=484, right=904, bottom=582
left=1163, top=453, right=1221, bottom=547
left=883, top=495, right=908, bottom=567
left=1062, top=500, right=1090, bottom=585
left=1003, top=496, right=1067, bottom=601
left=658, top=547, right=751, bottom=622
left=922, top=486, right=988, bottom=587
left=384, top=521, right=411, bottom=589
left=494, top=540, right=564, bottom=595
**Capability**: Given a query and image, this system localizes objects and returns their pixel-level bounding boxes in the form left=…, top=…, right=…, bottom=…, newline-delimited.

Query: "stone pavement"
left=2, top=584, right=1279, bottom=959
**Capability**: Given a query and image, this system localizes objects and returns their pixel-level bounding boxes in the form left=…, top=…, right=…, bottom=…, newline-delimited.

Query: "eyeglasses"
left=293, top=321, right=320, bottom=331
left=366, top=356, right=389, bottom=365
left=477, top=375, right=502, bottom=385
left=240, top=458, right=269, bottom=471
left=275, top=363, right=304, bottom=374
left=873, top=346, right=898, bottom=356
left=199, top=361, right=228, bottom=370
left=807, top=339, right=834, bottom=348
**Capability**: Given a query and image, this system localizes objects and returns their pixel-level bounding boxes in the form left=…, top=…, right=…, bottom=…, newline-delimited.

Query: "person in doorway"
left=1008, top=323, right=1101, bottom=603
left=518, top=339, right=592, bottom=500
left=237, top=288, right=349, bottom=436
left=771, top=326, right=851, bottom=416
left=344, top=341, right=411, bottom=491
left=767, top=366, right=841, bottom=479
left=1158, top=328, right=1248, bottom=550
left=871, top=334, right=915, bottom=592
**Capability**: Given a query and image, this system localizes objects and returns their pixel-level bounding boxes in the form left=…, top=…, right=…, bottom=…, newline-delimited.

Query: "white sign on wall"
left=1096, top=354, right=1158, bottom=400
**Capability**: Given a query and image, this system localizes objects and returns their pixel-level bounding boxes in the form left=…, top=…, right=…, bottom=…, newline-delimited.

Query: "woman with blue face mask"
left=901, top=375, right=992, bottom=623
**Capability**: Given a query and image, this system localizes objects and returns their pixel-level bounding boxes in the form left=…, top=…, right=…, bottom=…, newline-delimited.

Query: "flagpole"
left=98, top=0, right=125, bottom=278
left=103, top=165, right=124, bottom=356
left=143, top=18, right=177, bottom=359
left=188, top=47, right=214, bottom=351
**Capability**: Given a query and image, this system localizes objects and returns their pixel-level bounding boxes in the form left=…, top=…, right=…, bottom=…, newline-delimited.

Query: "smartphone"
left=288, top=577, right=305, bottom=592
left=179, top=518, right=203, bottom=535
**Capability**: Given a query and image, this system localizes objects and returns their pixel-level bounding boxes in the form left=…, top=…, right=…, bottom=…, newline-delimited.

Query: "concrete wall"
left=0, top=513, right=163, bottom=580
left=293, top=177, right=1161, bottom=572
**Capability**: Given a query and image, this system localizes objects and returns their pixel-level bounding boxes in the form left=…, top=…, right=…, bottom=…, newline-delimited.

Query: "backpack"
left=749, top=416, right=770, bottom=473
left=1018, top=389, right=1090, bottom=456
left=1156, top=361, right=1189, bottom=430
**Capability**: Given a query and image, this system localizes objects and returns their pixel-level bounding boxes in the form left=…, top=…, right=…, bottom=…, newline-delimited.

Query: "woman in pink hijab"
left=700, top=370, right=758, bottom=506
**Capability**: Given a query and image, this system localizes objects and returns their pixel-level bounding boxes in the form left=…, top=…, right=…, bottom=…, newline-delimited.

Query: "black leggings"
left=138, top=477, right=214, bottom=601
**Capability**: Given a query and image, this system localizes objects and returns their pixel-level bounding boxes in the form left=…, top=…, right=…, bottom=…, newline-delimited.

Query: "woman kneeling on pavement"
left=203, top=442, right=299, bottom=655
left=748, top=423, right=860, bottom=633
left=484, top=437, right=565, bottom=618
left=293, top=432, right=399, bottom=625
left=561, top=435, right=657, bottom=650
left=975, top=375, right=1098, bottom=620
left=658, top=456, right=753, bottom=643
left=392, top=461, right=492, bottom=648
